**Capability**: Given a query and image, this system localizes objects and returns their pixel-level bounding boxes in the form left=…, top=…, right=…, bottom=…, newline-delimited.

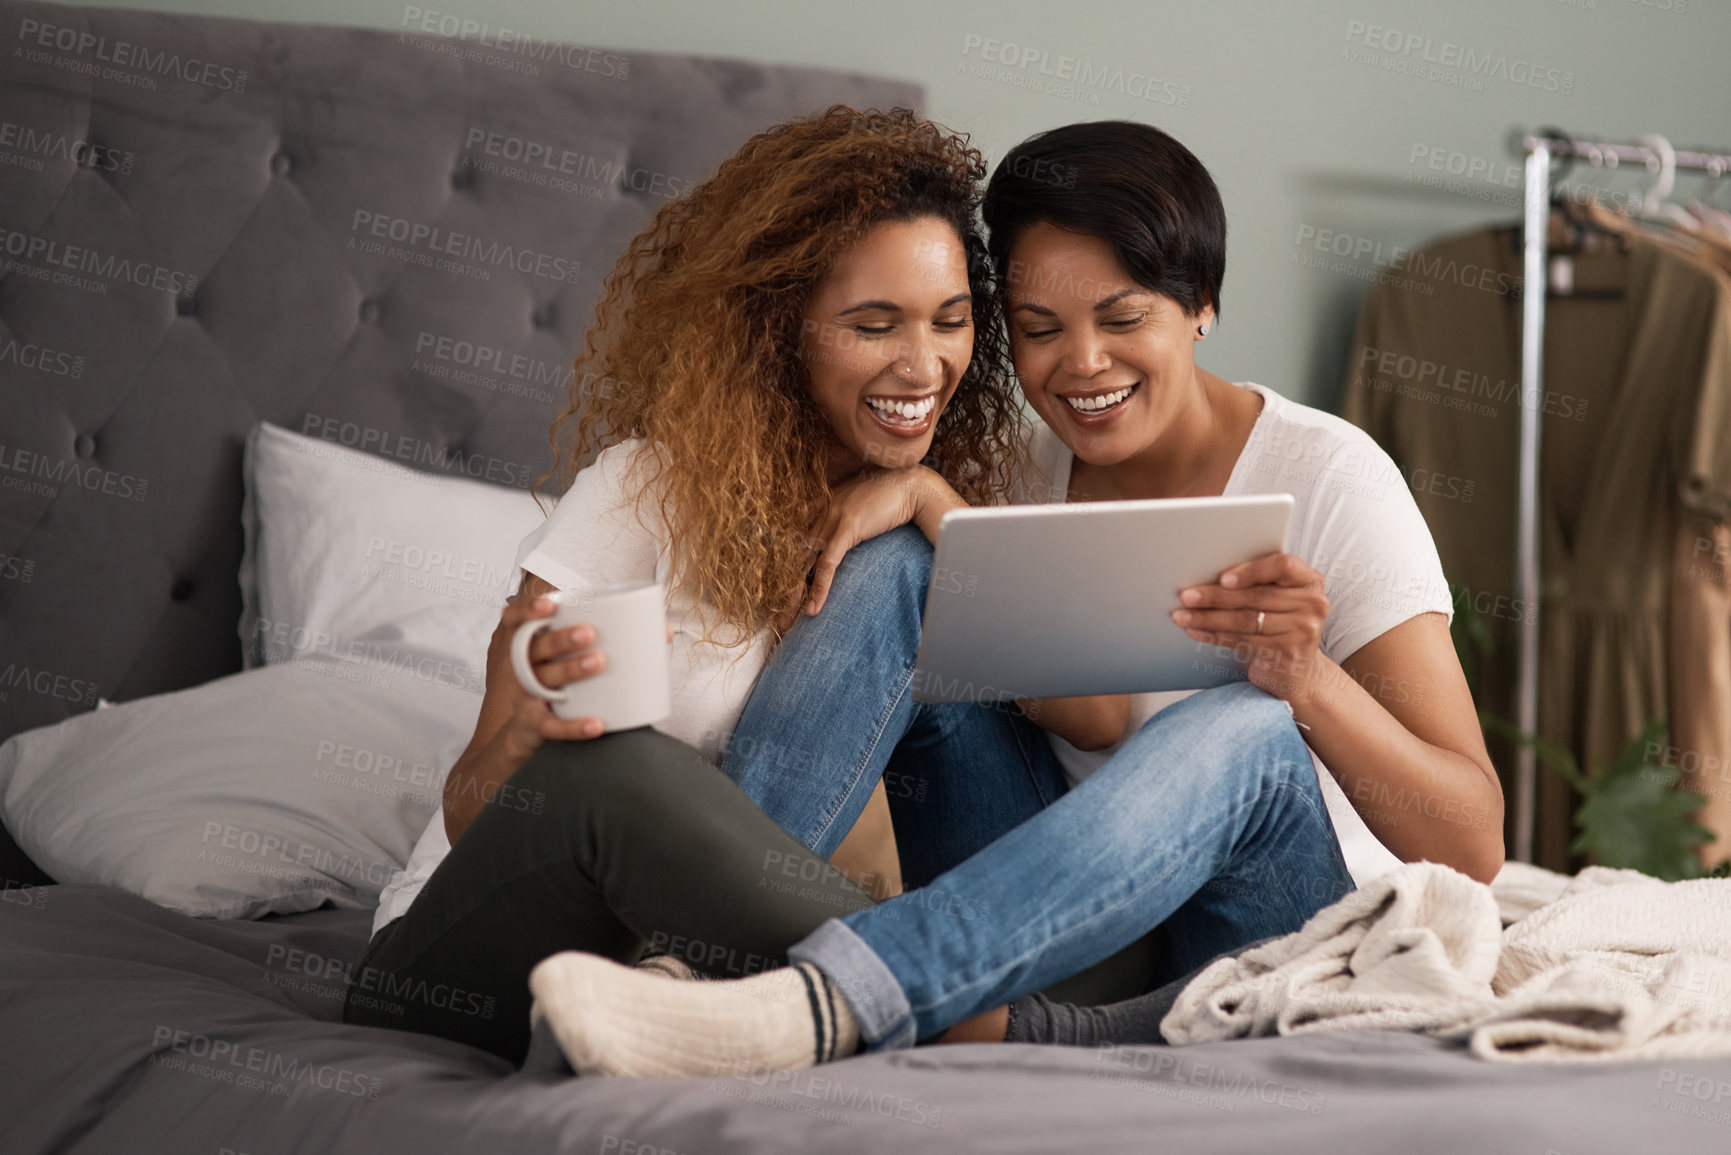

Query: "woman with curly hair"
left=344, top=105, right=1041, bottom=1063
left=344, top=106, right=1348, bottom=1074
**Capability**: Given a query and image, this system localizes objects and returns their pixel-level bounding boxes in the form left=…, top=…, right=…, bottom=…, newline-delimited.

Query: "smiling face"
left=1006, top=221, right=1213, bottom=468
left=801, top=216, right=974, bottom=476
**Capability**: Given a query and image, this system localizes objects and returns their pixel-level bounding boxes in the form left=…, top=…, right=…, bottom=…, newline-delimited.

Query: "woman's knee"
left=1166, top=683, right=1314, bottom=786
left=1161, top=681, right=1291, bottom=737
left=824, top=524, right=932, bottom=612
left=504, top=728, right=706, bottom=813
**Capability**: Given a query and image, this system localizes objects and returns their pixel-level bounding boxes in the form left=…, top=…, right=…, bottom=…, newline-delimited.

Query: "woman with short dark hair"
left=980, top=120, right=1499, bottom=885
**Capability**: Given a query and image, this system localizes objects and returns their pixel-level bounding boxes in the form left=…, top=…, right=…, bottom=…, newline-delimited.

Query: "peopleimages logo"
left=150, top=1026, right=382, bottom=1099
left=349, top=210, right=581, bottom=284
left=960, top=33, right=1192, bottom=108
left=0, top=662, right=98, bottom=705
left=199, top=821, right=395, bottom=888
left=1354, top=344, right=1591, bottom=422
left=0, top=120, right=134, bottom=174
left=299, top=413, right=535, bottom=489
left=462, top=129, right=688, bottom=200
left=16, top=18, right=250, bottom=92
left=0, top=336, right=84, bottom=378
left=0, top=227, right=199, bottom=295
left=414, top=330, right=572, bottom=390
left=1293, top=224, right=1522, bottom=298
left=399, top=6, right=629, bottom=77
left=1342, top=20, right=1575, bottom=94
left=0, top=442, right=150, bottom=502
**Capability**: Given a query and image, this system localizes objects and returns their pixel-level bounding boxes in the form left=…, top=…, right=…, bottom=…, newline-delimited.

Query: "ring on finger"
left=1255, top=610, right=1266, bottom=635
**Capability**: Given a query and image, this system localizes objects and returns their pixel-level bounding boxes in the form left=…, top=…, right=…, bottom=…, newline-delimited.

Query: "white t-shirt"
left=371, top=440, right=772, bottom=935
left=1009, top=382, right=1455, bottom=886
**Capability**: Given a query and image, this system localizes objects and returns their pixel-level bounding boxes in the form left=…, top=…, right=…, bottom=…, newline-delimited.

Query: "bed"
left=2, top=2, right=1730, bottom=1152
left=7, top=885, right=1727, bottom=1155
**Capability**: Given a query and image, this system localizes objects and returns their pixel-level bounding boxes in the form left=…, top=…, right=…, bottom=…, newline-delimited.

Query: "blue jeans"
left=722, top=527, right=1068, bottom=889
left=724, top=526, right=1354, bottom=1049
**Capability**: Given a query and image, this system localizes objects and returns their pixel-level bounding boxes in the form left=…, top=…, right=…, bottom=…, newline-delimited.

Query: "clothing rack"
left=1507, top=130, right=1731, bottom=863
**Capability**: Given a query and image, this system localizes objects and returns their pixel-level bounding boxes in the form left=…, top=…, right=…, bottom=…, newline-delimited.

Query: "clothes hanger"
left=1637, top=133, right=1700, bottom=233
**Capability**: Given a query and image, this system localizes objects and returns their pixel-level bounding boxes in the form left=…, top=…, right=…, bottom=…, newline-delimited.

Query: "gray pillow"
left=0, top=656, right=476, bottom=918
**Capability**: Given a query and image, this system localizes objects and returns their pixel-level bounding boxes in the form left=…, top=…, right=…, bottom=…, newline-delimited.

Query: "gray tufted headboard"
left=0, top=0, right=920, bottom=754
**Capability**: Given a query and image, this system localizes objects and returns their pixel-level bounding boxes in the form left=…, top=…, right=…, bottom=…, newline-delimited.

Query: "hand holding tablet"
left=911, top=495, right=1295, bottom=702
left=1171, top=547, right=1333, bottom=702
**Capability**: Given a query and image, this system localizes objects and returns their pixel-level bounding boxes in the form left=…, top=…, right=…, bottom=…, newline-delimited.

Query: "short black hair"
left=982, top=121, right=1226, bottom=319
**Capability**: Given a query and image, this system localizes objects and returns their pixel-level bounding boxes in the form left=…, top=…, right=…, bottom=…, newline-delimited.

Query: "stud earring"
left=1198, top=322, right=1210, bottom=337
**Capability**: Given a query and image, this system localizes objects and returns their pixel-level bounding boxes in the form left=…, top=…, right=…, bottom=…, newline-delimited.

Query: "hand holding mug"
left=508, top=581, right=673, bottom=732
left=483, top=591, right=611, bottom=764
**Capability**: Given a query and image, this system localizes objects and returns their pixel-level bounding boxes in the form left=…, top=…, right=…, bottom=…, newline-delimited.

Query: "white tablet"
left=911, top=494, right=1295, bottom=702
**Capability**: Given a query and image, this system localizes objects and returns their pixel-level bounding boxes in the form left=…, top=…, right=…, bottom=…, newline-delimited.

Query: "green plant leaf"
left=1477, top=714, right=1718, bottom=880
left=1571, top=720, right=1715, bottom=881
left=1574, top=768, right=1712, bottom=880
left=1604, top=718, right=1666, bottom=782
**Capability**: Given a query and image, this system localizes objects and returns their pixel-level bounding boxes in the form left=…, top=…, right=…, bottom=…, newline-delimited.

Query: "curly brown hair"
left=541, top=105, right=1023, bottom=648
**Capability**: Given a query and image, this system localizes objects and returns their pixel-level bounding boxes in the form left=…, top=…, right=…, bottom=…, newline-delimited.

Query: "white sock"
left=528, top=953, right=859, bottom=1078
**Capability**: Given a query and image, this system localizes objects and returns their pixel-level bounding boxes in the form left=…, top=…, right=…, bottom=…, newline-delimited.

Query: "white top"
left=1009, top=382, right=1455, bottom=887
left=371, top=440, right=772, bottom=936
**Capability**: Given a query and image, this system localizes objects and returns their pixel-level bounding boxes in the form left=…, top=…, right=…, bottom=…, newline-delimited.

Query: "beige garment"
left=1341, top=225, right=1731, bottom=871
left=1658, top=217, right=1731, bottom=860
left=1671, top=509, right=1731, bottom=862
left=1161, top=861, right=1731, bottom=1063
left=1577, top=205, right=1731, bottom=863
left=1576, top=205, right=1731, bottom=864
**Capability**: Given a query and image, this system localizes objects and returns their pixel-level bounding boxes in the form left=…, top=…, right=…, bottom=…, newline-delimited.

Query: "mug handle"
left=509, top=618, right=569, bottom=702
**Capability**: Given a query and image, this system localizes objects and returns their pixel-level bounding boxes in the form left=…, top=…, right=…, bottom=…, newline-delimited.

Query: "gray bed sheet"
left=2, top=883, right=1727, bottom=1154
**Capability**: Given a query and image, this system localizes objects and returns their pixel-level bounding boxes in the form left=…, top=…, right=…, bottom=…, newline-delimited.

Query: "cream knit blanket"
left=1160, top=861, right=1731, bottom=1062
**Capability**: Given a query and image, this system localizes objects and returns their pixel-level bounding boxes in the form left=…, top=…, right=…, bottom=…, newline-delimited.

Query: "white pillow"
left=238, top=420, right=549, bottom=680
left=0, top=658, right=478, bottom=918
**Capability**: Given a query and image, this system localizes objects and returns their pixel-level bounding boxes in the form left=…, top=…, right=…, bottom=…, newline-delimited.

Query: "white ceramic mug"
left=509, top=580, right=672, bottom=731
